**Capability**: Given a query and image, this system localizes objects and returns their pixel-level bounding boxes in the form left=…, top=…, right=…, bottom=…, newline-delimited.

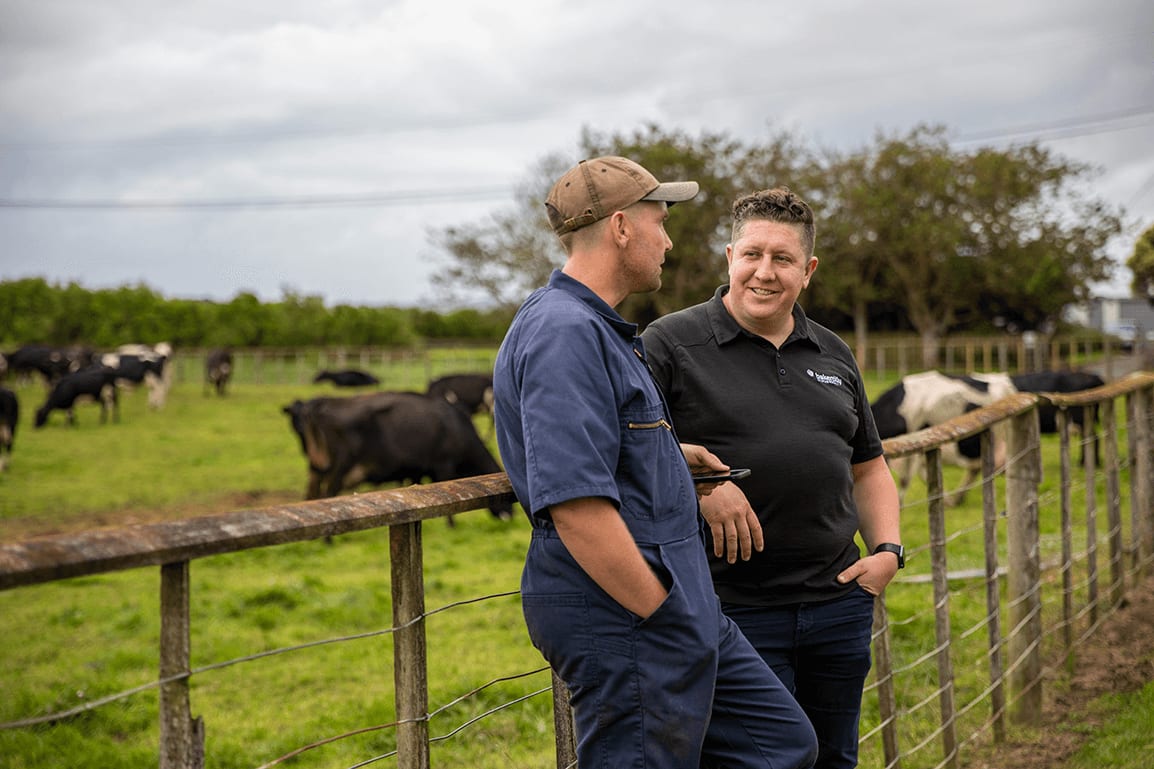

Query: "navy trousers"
left=723, top=588, right=876, bottom=769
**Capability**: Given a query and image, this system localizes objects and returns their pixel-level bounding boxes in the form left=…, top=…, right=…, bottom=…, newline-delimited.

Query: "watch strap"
left=874, top=542, right=905, bottom=568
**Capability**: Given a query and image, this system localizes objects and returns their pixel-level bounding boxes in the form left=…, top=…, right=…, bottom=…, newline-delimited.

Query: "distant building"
left=1070, top=295, right=1154, bottom=348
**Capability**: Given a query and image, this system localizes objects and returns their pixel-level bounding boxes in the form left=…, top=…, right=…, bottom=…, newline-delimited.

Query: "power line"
left=0, top=185, right=514, bottom=211
left=953, top=105, right=1154, bottom=145
left=1, top=108, right=1148, bottom=212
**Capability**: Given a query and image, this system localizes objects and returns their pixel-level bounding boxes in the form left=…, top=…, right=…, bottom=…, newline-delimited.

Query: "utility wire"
left=0, top=185, right=514, bottom=210
left=0, top=107, right=1149, bottom=212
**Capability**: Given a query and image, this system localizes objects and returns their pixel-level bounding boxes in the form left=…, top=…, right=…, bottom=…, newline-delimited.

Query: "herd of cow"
left=0, top=346, right=509, bottom=523
left=0, top=343, right=1108, bottom=520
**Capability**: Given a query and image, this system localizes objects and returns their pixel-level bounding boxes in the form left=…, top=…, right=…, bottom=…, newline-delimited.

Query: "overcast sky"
left=1, top=0, right=1151, bottom=309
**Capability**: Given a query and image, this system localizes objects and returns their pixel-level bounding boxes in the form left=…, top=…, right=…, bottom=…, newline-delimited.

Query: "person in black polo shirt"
left=642, top=187, right=902, bottom=769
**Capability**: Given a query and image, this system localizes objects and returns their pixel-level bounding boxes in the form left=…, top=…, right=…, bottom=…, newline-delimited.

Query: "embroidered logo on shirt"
left=807, top=368, right=843, bottom=386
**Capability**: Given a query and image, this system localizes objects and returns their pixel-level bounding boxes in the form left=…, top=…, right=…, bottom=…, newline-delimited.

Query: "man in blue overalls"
left=494, top=156, right=817, bottom=769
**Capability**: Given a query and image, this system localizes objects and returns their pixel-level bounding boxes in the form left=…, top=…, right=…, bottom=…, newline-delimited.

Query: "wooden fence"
left=2, top=373, right=1153, bottom=769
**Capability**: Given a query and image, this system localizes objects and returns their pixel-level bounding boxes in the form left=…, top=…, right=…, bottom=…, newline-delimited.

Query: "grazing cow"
left=205, top=349, right=234, bottom=396
left=1011, top=370, right=1106, bottom=463
left=101, top=343, right=171, bottom=409
left=0, top=387, right=17, bottom=471
left=282, top=390, right=513, bottom=525
left=34, top=366, right=120, bottom=427
left=313, top=369, right=380, bottom=388
left=872, top=371, right=1014, bottom=505
left=4, top=344, right=94, bottom=386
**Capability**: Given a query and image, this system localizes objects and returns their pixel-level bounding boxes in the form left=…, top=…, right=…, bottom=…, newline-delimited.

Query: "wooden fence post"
left=980, top=431, right=1006, bottom=742
left=1134, top=386, right=1154, bottom=573
left=1102, top=399, right=1125, bottom=606
left=926, top=448, right=958, bottom=769
left=1057, top=411, right=1075, bottom=665
left=872, top=593, right=901, bottom=768
left=1006, top=409, right=1043, bottom=724
left=551, top=671, right=577, bottom=769
left=159, top=561, right=204, bottom=769
left=391, top=522, right=430, bottom=769
left=1084, top=404, right=1101, bottom=626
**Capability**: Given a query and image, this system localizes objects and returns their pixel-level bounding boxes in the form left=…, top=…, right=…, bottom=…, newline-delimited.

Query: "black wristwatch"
left=873, top=543, right=905, bottom=569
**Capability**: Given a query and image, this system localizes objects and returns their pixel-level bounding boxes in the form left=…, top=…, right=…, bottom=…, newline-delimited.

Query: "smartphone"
left=691, top=468, right=751, bottom=484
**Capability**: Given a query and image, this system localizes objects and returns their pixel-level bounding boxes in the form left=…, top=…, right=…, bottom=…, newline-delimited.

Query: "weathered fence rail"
left=3, top=373, right=1154, bottom=769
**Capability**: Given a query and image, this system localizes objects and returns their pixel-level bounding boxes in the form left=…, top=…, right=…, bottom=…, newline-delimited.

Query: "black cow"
left=34, top=366, right=120, bottom=428
left=4, top=344, right=95, bottom=386
left=427, top=373, right=495, bottom=416
left=313, top=369, right=380, bottom=388
left=0, top=387, right=17, bottom=471
left=282, top=390, right=513, bottom=525
left=205, top=349, right=234, bottom=396
left=1011, top=370, right=1106, bottom=463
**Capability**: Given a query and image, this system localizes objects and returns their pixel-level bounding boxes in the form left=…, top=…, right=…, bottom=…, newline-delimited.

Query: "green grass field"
left=0, top=365, right=1149, bottom=768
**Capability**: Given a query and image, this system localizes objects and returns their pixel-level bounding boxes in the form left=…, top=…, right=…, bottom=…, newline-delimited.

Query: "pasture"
left=0, top=358, right=1148, bottom=768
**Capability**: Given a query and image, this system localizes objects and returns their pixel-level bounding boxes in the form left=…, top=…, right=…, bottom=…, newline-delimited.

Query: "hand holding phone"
left=692, top=468, right=751, bottom=484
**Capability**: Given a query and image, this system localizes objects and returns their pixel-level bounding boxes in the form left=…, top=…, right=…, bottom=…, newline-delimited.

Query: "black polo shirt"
left=642, top=286, right=883, bottom=606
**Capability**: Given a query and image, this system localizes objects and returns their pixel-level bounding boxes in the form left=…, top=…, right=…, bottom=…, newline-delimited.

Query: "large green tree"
left=816, top=125, right=1123, bottom=367
left=1127, top=222, right=1154, bottom=303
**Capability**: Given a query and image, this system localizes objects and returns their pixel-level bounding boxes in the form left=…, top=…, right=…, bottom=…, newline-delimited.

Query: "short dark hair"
left=731, top=187, right=816, bottom=256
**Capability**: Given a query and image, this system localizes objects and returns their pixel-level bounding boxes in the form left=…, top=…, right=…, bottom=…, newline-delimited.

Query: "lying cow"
left=34, top=366, right=120, bottom=428
left=0, top=387, right=17, bottom=471
left=313, top=369, right=380, bottom=388
left=872, top=370, right=1014, bottom=505
left=282, top=390, right=513, bottom=525
left=205, top=348, right=234, bottom=396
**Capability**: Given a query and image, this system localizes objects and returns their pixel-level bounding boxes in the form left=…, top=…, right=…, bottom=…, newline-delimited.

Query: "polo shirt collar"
left=705, top=284, right=823, bottom=351
left=547, top=269, right=638, bottom=339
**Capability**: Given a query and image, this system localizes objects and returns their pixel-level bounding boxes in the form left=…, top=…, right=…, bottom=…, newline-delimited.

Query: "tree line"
left=0, top=278, right=513, bottom=349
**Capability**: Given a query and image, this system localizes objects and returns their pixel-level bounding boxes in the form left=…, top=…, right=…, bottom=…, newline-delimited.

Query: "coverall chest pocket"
left=618, top=404, right=689, bottom=523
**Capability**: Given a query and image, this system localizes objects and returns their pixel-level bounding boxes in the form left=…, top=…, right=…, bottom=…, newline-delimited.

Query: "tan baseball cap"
left=545, top=156, right=699, bottom=235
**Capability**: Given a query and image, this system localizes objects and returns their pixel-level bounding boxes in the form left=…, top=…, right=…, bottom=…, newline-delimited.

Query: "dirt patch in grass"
left=963, top=570, right=1154, bottom=768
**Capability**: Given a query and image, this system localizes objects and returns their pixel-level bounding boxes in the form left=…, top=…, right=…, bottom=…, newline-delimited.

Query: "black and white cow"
left=871, top=370, right=1015, bottom=505
left=0, top=387, right=17, bottom=471
left=33, top=366, right=120, bottom=428
left=282, top=390, right=513, bottom=525
left=313, top=369, right=380, bottom=388
left=101, top=343, right=171, bottom=409
left=205, top=349, right=233, bottom=396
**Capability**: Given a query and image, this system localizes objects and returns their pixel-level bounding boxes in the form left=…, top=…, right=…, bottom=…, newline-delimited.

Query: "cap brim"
left=642, top=181, right=699, bottom=204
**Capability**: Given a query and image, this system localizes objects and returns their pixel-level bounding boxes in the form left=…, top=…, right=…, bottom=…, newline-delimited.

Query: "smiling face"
left=722, top=219, right=817, bottom=341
